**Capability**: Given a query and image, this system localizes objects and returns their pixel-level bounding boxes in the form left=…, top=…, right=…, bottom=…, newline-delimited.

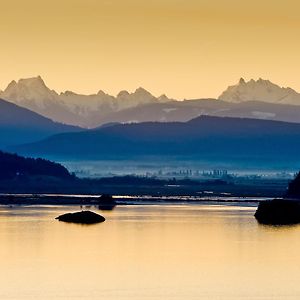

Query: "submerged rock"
left=255, top=199, right=300, bottom=225
left=56, top=211, right=105, bottom=224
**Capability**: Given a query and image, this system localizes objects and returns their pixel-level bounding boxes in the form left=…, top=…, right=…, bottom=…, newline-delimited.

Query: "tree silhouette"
left=0, top=151, right=72, bottom=180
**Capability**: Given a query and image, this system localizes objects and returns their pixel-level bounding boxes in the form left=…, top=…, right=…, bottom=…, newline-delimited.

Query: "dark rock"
left=98, top=194, right=116, bottom=210
left=255, top=199, right=300, bottom=225
left=55, top=211, right=105, bottom=224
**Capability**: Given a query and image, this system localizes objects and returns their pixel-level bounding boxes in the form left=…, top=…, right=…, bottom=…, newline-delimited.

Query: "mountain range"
left=9, top=116, right=300, bottom=170
left=1, top=76, right=300, bottom=127
left=219, top=78, right=300, bottom=105
left=0, top=76, right=170, bottom=127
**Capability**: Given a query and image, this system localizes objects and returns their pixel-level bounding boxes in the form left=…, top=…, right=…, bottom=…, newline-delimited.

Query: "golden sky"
left=1, top=0, right=300, bottom=99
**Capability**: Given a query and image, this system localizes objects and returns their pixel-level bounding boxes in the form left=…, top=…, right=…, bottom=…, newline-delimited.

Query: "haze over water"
left=1, top=204, right=300, bottom=299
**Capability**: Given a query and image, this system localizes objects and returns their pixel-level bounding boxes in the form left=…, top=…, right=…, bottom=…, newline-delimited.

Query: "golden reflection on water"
left=0, top=204, right=300, bottom=299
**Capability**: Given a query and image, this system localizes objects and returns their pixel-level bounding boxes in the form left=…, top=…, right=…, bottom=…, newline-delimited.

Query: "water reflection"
left=80, top=204, right=117, bottom=211
left=97, top=204, right=116, bottom=211
left=1, top=204, right=300, bottom=299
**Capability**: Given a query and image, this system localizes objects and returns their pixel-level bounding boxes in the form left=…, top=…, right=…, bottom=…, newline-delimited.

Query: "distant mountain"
left=0, top=76, right=171, bottom=127
left=0, top=98, right=81, bottom=148
left=2, top=76, right=300, bottom=128
left=219, top=78, right=300, bottom=105
left=92, top=99, right=300, bottom=125
left=10, top=116, right=300, bottom=168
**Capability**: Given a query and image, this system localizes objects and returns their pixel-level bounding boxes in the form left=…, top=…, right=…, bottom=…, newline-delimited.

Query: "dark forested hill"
left=0, top=98, right=81, bottom=147
left=0, top=150, right=72, bottom=180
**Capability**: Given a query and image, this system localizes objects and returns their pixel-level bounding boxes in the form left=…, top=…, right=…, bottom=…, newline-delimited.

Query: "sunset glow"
left=1, top=0, right=300, bottom=99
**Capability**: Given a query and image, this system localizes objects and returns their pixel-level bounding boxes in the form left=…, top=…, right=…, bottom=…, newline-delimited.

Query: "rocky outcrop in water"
left=255, top=199, right=300, bottom=225
left=97, top=194, right=116, bottom=210
left=55, top=211, right=105, bottom=224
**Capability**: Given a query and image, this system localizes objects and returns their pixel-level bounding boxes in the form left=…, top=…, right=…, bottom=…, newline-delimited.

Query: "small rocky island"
left=98, top=194, right=116, bottom=210
left=56, top=211, right=105, bottom=224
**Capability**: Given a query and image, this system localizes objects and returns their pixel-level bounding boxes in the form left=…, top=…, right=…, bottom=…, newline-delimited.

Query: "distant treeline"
left=87, top=176, right=227, bottom=186
left=0, top=150, right=290, bottom=197
left=0, top=150, right=72, bottom=180
left=0, top=150, right=228, bottom=186
left=0, top=150, right=227, bottom=186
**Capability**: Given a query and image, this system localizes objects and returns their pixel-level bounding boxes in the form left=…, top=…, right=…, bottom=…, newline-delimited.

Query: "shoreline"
left=0, top=193, right=272, bottom=206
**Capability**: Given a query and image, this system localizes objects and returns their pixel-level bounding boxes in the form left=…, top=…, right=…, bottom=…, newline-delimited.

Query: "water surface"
left=0, top=204, right=300, bottom=299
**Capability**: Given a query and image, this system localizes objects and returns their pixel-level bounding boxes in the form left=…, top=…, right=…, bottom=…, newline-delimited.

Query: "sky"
left=1, top=0, right=300, bottom=99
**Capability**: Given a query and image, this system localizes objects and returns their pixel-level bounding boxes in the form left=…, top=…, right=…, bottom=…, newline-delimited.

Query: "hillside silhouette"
left=0, top=98, right=81, bottom=147
left=0, top=151, right=72, bottom=180
left=10, top=116, right=300, bottom=169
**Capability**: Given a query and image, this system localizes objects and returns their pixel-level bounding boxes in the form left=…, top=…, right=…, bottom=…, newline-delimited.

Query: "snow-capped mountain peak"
left=239, top=77, right=246, bottom=84
left=158, top=94, right=171, bottom=102
left=0, top=77, right=173, bottom=127
left=60, top=90, right=79, bottom=96
left=97, top=90, right=108, bottom=96
left=1, top=76, right=59, bottom=109
left=219, top=78, right=300, bottom=105
left=117, top=90, right=130, bottom=98
left=134, top=87, right=153, bottom=96
left=18, top=75, right=46, bottom=87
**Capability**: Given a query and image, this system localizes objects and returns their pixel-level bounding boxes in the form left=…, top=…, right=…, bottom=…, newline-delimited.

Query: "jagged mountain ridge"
left=0, top=76, right=171, bottom=128
left=219, top=78, right=300, bottom=105
left=2, top=76, right=300, bottom=128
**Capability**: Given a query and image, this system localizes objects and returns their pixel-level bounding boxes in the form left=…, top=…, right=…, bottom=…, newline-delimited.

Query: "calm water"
left=1, top=204, right=300, bottom=299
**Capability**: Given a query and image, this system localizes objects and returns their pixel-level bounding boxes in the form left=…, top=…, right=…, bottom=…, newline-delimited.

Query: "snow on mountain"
left=219, top=78, right=300, bottom=105
left=116, top=87, right=161, bottom=110
left=1, top=76, right=60, bottom=109
left=0, top=76, right=171, bottom=127
left=59, top=90, right=117, bottom=117
left=3, top=75, right=300, bottom=128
